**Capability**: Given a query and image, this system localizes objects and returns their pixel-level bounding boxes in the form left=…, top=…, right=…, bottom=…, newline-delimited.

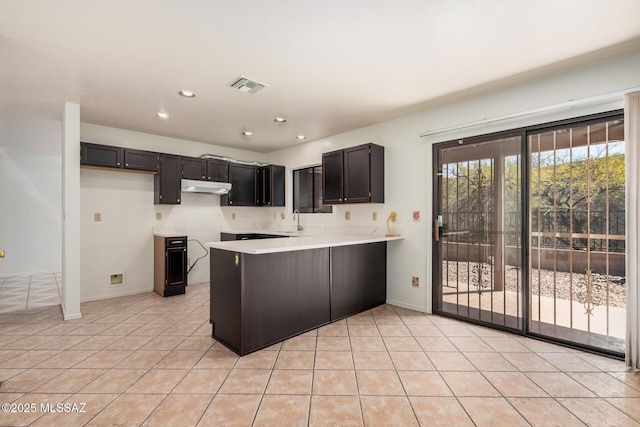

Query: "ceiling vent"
left=230, top=77, right=267, bottom=94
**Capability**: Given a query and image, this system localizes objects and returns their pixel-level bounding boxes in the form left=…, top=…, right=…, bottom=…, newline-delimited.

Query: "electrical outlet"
left=280, top=212, right=285, bottom=220
left=372, top=212, right=377, bottom=221
left=94, top=212, right=101, bottom=222
left=412, top=276, right=419, bottom=287
left=156, top=212, right=162, bottom=221
left=345, top=211, right=351, bottom=220
left=232, top=213, right=236, bottom=220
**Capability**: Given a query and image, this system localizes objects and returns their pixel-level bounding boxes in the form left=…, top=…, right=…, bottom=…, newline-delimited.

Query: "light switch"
left=372, top=212, right=377, bottom=221
left=156, top=212, right=162, bottom=221
left=94, top=212, right=101, bottom=222
left=232, top=213, right=236, bottom=220
left=345, top=211, right=351, bottom=220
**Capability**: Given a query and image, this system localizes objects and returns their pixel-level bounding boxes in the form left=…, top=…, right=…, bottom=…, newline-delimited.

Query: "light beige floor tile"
left=275, top=350, right=315, bottom=370
left=353, top=351, right=394, bottom=370
left=441, top=371, right=500, bottom=397
left=389, top=351, right=435, bottom=371
left=360, top=396, right=419, bottom=427
left=175, top=336, right=215, bottom=351
left=356, top=370, right=405, bottom=396
left=459, top=397, right=530, bottom=426
left=193, top=348, right=238, bottom=369
left=409, top=396, right=474, bottom=427
left=482, top=337, right=531, bottom=352
left=282, top=335, right=317, bottom=351
left=415, top=336, right=458, bottom=352
left=155, top=350, right=206, bottom=369
left=34, top=335, right=89, bottom=351
left=350, top=336, right=386, bottom=351
left=74, top=350, right=132, bottom=369
left=313, top=370, right=358, bottom=395
left=484, top=371, right=548, bottom=397
left=80, top=369, right=147, bottom=393
left=254, top=394, right=310, bottom=427
left=69, top=335, right=120, bottom=351
left=464, top=351, right=517, bottom=371
left=569, top=372, right=640, bottom=398
left=377, top=324, right=411, bottom=336
left=382, top=336, right=422, bottom=352
left=436, top=324, right=477, bottom=337
left=140, top=335, right=186, bottom=351
left=448, top=336, right=494, bottom=352
left=609, top=372, right=640, bottom=391
left=345, top=311, right=375, bottom=324
left=117, top=350, right=170, bottom=369
left=316, top=336, right=351, bottom=351
left=266, top=369, right=313, bottom=394
left=577, top=353, right=626, bottom=372
left=126, top=369, right=188, bottom=394
left=406, top=324, right=443, bottom=337
left=173, top=369, right=229, bottom=393
left=198, top=393, right=261, bottom=426
left=234, top=349, right=278, bottom=369
left=105, top=334, right=154, bottom=351
left=31, top=393, right=118, bottom=427
left=309, top=395, right=363, bottom=426
left=0, top=368, right=65, bottom=392
left=318, top=323, right=349, bottom=336
left=142, top=393, right=214, bottom=427
left=1, top=349, right=61, bottom=369
left=373, top=315, right=404, bottom=325
left=398, top=371, right=452, bottom=396
left=503, top=351, right=559, bottom=372
left=0, top=393, right=68, bottom=426
left=314, top=351, right=354, bottom=370
left=540, top=352, right=601, bottom=372
left=606, top=398, right=640, bottom=423
left=558, top=397, right=639, bottom=426
left=526, top=372, right=596, bottom=397
left=218, top=369, right=271, bottom=394
left=426, top=351, right=476, bottom=371
left=509, top=397, right=586, bottom=426
left=347, top=324, right=380, bottom=337
left=0, top=368, right=25, bottom=382
left=86, top=393, right=165, bottom=426
left=35, top=368, right=105, bottom=393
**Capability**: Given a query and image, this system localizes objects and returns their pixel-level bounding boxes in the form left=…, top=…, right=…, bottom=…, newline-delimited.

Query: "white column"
left=62, top=102, right=81, bottom=320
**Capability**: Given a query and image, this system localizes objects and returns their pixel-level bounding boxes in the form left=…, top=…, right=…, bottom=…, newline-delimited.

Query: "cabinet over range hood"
left=181, top=179, right=231, bottom=195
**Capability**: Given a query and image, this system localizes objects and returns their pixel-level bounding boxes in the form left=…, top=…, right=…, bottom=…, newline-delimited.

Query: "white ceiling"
left=1, top=0, right=639, bottom=152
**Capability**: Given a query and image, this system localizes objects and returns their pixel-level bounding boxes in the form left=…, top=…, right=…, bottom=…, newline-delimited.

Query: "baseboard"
left=385, top=298, right=430, bottom=314
left=80, top=287, right=153, bottom=303
left=61, top=304, right=82, bottom=321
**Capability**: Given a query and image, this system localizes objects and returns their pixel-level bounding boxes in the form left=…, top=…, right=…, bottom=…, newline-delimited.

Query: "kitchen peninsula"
left=208, top=234, right=402, bottom=355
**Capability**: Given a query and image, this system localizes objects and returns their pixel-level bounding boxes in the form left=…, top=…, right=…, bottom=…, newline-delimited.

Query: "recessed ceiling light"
left=156, top=112, right=171, bottom=119
left=242, top=131, right=253, bottom=136
left=274, top=117, right=286, bottom=123
left=178, top=90, right=196, bottom=98
left=296, top=135, right=306, bottom=140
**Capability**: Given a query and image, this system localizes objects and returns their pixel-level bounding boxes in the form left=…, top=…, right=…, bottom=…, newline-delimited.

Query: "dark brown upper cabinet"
left=258, top=165, right=285, bottom=207
left=154, top=154, right=181, bottom=205
left=124, top=149, right=159, bottom=172
left=322, top=143, right=384, bottom=204
left=206, top=159, right=229, bottom=182
left=81, top=142, right=123, bottom=168
left=221, top=163, right=258, bottom=206
left=182, top=156, right=206, bottom=180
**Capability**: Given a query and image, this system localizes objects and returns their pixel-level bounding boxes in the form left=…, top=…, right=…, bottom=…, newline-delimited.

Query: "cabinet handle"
left=125, top=163, right=129, bottom=166
left=177, top=199, right=180, bottom=202
left=234, top=253, right=239, bottom=266
left=117, top=162, right=121, bottom=166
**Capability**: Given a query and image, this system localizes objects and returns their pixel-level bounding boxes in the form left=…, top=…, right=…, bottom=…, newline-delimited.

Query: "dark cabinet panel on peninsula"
left=155, top=154, right=181, bottom=204
left=322, top=143, right=384, bottom=204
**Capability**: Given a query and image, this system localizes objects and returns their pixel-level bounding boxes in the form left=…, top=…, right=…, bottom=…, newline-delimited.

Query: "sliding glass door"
left=433, top=112, right=625, bottom=356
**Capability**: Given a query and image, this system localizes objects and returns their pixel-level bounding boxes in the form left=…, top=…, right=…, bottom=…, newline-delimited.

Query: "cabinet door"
left=344, top=144, right=371, bottom=203
left=124, top=149, right=159, bottom=172
left=322, top=150, right=344, bottom=204
left=155, top=155, right=181, bottom=204
left=182, top=157, right=206, bottom=180
left=166, top=246, right=187, bottom=288
left=81, top=143, right=123, bottom=168
left=270, top=165, right=285, bottom=207
left=206, top=159, right=229, bottom=182
left=224, top=164, right=257, bottom=206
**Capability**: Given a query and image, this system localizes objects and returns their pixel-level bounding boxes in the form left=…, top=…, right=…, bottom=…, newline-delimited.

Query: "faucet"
left=293, top=210, right=303, bottom=231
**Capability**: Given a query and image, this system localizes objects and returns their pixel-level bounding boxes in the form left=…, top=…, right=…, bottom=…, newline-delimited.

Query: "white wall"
left=79, top=124, right=272, bottom=301
left=265, top=49, right=640, bottom=313
left=0, top=107, right=62, bottom=276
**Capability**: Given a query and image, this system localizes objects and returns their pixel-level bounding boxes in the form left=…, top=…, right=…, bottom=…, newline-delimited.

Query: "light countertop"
left=153, top=230, right=187, bottom=238
left=207, top=234, right=403, bottom=254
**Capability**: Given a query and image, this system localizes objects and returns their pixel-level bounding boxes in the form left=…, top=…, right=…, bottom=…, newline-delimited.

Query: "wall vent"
left=230, top=77, right=267, bottom=94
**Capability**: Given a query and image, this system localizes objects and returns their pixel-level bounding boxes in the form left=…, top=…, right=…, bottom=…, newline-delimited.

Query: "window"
left=293, top=166, right=332, bottom=213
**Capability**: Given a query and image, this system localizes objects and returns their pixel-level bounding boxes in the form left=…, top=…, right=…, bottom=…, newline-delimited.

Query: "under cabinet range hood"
left=181, top=179, right=231, bottom=195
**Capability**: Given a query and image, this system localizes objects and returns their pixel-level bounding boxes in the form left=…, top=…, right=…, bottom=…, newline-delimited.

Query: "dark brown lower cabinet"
left=210, top=242, right=386, bottom=355
left=154, top=235, right=187, bottom=297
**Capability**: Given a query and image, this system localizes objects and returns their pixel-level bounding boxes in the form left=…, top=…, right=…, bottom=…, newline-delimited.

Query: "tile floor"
left=0, top=282, right=639, bottom=426
left=0, top=273, right=61, bottom=314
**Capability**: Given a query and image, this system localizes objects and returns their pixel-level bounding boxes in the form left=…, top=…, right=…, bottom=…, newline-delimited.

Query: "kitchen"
left=2, top=1, right=640, bottom=425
